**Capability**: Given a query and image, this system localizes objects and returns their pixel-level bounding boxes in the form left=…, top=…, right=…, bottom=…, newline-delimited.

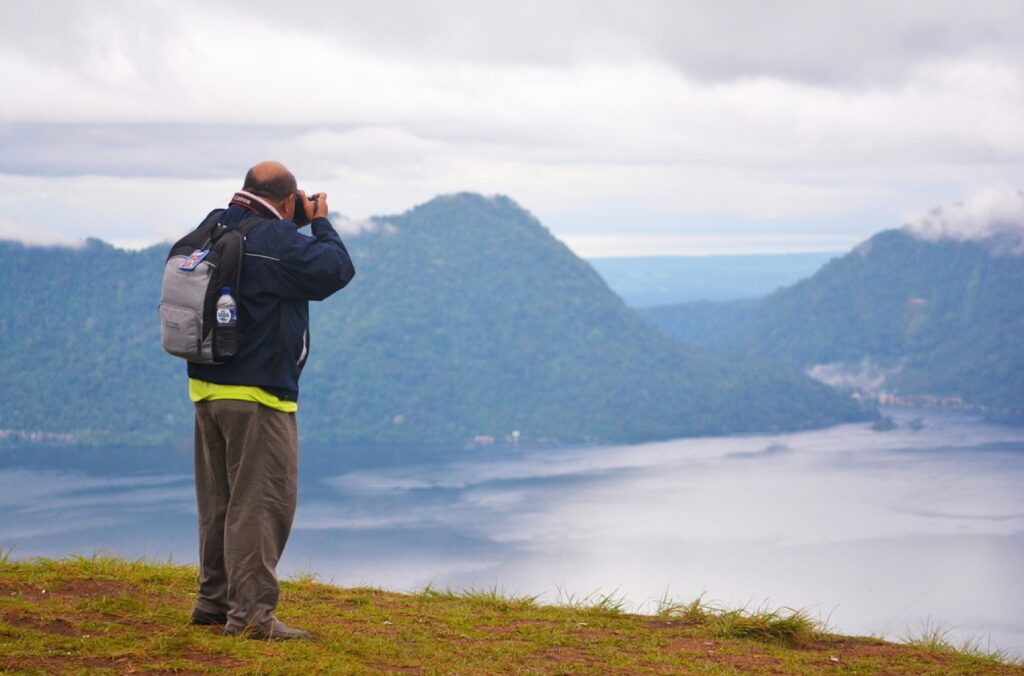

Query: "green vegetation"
left=2, top=554, right=1018, bottom=674
left=0, top=193, right=870, bottom=449
left=903, top=621, right=1016, bottom=666
left=642, top=229, right=1024, bottom=413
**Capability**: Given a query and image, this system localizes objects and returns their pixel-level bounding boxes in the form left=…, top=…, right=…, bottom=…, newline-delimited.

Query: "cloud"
left=0, top=213, right=83, bottom=247
left=291, top=127, right=444, bottom=170
left=143, top=0, right=1024, bottom=86
left=1, top=2, right=1024, bottom=254
left=331, top=216, right=397, bottom=237
left=293, top=503, right=427, bottom=531
left=565, top=231, right=857, bottom=258
left=0, top=124, right=302, bottom=178
left=904, top=186, right=1024, bottom=253
left=807, top=358, right=903, bottom=393
left=0, top=173, right=243, bottom=250
left=0, top=470, right=190, bottom=507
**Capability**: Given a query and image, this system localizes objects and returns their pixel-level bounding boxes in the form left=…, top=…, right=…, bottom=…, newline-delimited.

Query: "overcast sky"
left=2, top=0, right=1023, bottom=255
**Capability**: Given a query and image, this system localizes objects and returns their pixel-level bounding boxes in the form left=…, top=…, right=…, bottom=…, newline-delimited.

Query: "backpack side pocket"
left=159, top=302, right=203, bottom=359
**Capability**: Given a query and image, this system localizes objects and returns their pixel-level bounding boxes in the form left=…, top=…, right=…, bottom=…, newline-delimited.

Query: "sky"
left=2, top=0, right=1024, bottom=256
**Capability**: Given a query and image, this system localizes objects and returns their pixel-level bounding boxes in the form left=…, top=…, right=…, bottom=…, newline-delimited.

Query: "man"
left=186, top=161, right=355, bottom=640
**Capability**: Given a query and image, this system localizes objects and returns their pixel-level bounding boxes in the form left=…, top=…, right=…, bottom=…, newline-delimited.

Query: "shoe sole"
left=224, top=628, right=312, bottom=640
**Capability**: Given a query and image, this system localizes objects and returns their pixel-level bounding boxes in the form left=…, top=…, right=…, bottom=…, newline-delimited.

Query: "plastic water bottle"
left=215, top=286, right=238, bottom=359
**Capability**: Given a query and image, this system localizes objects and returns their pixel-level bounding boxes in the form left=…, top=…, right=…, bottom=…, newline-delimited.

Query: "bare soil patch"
left=2, top=610, right=80, bottom=636
left=1, top=655, right=126, bottom=674
left=55, top=579, right=134, bottom=598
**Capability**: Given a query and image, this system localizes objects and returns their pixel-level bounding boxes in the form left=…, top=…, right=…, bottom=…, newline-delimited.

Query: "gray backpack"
left=158, top=209, right=262, bottom=364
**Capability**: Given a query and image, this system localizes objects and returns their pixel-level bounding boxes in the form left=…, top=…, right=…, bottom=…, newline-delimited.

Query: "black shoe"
left=224, top=618, right=312, bottom=641
left=191, top=608, right=228, bottom=625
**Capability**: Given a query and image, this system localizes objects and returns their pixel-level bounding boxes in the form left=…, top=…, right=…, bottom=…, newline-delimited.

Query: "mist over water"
left=3, top=408, right=1022, bottom=656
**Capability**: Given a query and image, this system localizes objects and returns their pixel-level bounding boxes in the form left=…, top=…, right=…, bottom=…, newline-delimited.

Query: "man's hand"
left=311, top=192, right=329, bottom=219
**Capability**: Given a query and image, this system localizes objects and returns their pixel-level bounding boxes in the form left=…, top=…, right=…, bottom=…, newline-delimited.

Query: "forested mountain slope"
left=642, top=229, right=1024, bottom=411
left=0, top=193, right=871, bottom=446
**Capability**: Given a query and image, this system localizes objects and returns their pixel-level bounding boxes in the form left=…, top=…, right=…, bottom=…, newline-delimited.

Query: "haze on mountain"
left=589, top=253, right=840, bottom=308
left=641, top=191, right=1024, bottom=414
left=0, top=193, right=870, bottom=449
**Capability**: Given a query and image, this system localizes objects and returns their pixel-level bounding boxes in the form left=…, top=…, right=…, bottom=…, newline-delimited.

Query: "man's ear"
left=279, top=194, right=296, bottom=220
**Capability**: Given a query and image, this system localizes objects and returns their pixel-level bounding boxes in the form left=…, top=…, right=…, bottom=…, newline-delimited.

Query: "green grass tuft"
left=710, top=605, right=817, bottom=643
left=553, top=584, right=629, bottom=615
left=653, top=590, right=708, bottom=624
left=288, top=566, right=322, bottom=585
left=417, top=583, right=539, bottom=612
left=903, top=620, right=1020, bottom=666
left=651, top=593, right=820, bottom=645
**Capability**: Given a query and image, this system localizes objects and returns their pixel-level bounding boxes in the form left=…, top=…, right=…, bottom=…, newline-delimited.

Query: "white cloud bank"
left=904, top=186, right=1024, bottom=253
left=807, top=358, right=903, bottom=393
left=1, top=2, right=1024, bottom=255
left=331, top=216, right=397, bottom=238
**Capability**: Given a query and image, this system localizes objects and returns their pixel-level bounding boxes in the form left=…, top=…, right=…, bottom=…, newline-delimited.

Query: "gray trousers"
left=193, top=399, right=298, bottom=631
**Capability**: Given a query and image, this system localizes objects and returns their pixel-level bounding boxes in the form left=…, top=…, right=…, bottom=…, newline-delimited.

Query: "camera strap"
left=230, top=191, right=281, bottom=219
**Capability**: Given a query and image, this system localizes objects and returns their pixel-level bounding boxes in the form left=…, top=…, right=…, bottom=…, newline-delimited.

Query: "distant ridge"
left=0, top=193, right=871, bottom=448
left=642, top=228, right=1024, bottom=413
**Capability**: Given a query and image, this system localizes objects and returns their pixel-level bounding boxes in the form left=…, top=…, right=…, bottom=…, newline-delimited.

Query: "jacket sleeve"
left=265, top=218, right=356, bottom=301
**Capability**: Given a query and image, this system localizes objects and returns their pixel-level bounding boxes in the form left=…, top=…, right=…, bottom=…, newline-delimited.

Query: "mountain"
left=0, top=193, right=871, bottom=448
left=0, top=238, right=183, bottom=446
left=641, top=228, right=1024, bottom=412
left=588, top=252, right=840, bottom=307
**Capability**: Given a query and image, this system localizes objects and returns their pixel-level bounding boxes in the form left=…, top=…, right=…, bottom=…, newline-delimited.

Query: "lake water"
left=2, top=407, right=1023, bottom=656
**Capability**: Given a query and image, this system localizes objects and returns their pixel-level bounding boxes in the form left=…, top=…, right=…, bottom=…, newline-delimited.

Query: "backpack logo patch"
left=179, top=249, right=210, bottom=271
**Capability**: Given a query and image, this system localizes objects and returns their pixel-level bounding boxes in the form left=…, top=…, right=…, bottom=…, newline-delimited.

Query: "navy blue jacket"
left=188, top=197, right=355, bottom=401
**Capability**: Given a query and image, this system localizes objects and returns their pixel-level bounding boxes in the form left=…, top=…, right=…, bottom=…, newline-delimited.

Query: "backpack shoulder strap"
left=216, top=213, right=272, bottom=299
left=197, top=208, right=227, bottom=245
left=237, top=213, right=269, bottom=237
left=166, top=208, right=226, bottom=260
left=211, top=211, right=266, bottom=244
left=199, top=208, right=226, bottom=231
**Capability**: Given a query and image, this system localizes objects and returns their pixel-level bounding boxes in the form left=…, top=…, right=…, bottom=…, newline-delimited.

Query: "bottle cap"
left=220, top=286, right=231, bottom=295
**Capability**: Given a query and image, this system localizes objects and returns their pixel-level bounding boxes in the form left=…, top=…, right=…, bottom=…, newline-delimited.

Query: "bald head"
left=243, top=161, right=297, bottom=201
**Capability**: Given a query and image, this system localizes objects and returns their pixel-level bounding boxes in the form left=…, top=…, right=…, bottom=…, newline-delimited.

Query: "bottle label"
left=216, top=308, right=234, bottom=325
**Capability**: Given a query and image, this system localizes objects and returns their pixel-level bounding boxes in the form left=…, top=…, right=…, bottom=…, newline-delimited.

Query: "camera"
left=292, top=191, right=319, bottom=226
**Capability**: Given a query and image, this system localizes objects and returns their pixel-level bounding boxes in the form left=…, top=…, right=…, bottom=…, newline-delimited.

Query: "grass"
left=1, top=551, right=1021, bottom=674
left=652, top=591, right=821, bottom=645
left=553, top=584, right=630, bottom=614
left=903, top=620, right=1015, bottom=665
left=419, top=582, right=541, bottom=612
